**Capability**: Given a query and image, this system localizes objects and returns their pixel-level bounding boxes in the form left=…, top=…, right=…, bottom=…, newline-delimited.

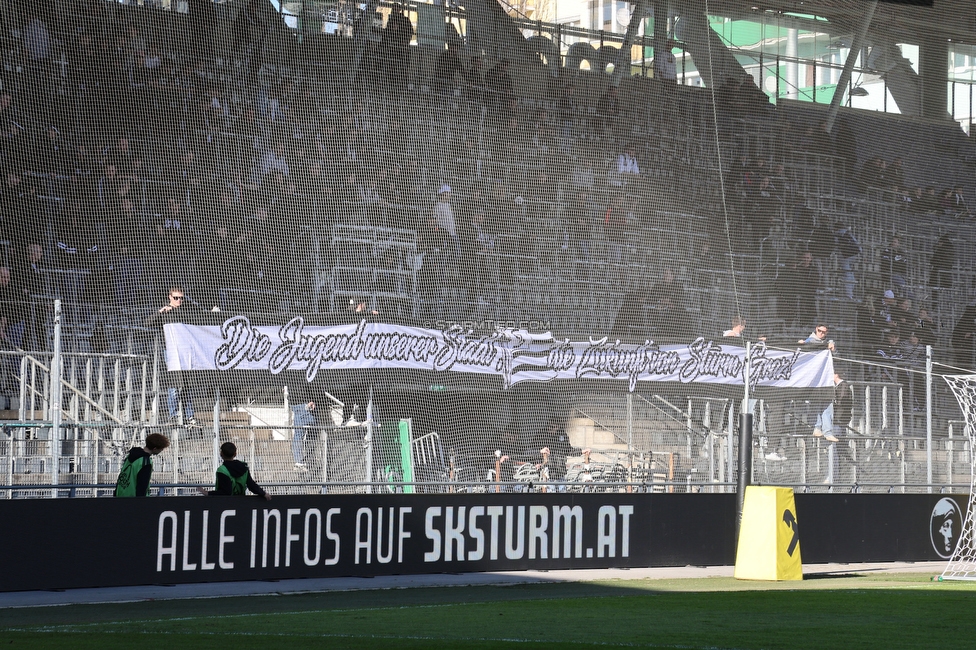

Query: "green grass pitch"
left=1, top=573, right=975, bottom=649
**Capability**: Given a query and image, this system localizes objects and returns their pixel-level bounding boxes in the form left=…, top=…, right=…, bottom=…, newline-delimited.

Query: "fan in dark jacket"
left=199, top=442, right=271, bottom=500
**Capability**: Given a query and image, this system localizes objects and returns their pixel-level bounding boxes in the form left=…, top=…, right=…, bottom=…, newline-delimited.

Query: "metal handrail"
left=571, top=406, right=628, bottom=448
left=634, top=392, right=715, bottom=440
left=19, top=355, right=128, bottom=426
left=0, top=480, right=967, bottom=493
left=0, top=350, right=148, bottom=361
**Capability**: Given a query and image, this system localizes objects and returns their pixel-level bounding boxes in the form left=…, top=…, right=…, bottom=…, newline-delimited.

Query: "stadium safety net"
left=0, top=0, right=973, bottom=497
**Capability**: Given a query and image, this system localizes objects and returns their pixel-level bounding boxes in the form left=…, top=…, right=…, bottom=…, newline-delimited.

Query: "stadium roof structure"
left=704, top=0, right=974, bottom=43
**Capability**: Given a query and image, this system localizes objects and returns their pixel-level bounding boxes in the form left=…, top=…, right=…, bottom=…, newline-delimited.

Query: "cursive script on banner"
left=434, top=325, right=508, bottom=374
left=680, top=338, right=744, bottom=383
left=214, top=316, right=274, bottom=369
left=195, top=318, right=822, bottom=389
left=213, top=317, right=510, bottom=381
left=749, top=343, right=800, bottom=386
left=271, top=318, right=444, bottom=380
left=577, top=338, right=682, bottom=391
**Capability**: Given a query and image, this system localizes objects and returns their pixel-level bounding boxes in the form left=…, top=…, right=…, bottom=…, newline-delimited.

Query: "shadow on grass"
left=0, top=580, right=972, bottom=650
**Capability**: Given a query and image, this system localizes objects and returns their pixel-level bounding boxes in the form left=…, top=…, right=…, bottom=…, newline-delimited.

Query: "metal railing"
left=10, top=351, right=151, bottom=426
left=0, top=479, right=967, bottom=498
left=0, top=299, right=967, bottom=498
left=0, top=418, right=967, bottom=497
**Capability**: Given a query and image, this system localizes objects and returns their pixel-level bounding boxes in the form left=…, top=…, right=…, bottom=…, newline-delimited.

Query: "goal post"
left=939, top=375, right=976, bottom=581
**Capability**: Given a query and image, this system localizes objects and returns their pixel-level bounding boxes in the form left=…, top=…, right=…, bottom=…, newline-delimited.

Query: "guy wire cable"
left=704, top=0, right=742, bottom=320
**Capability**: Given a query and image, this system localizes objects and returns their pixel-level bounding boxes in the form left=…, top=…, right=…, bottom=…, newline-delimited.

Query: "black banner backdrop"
left=0, top=493, right=965, bottom=592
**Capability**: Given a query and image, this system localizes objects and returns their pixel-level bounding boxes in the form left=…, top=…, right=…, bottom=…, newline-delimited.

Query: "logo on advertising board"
left=930, top=498, right=963, bottom=559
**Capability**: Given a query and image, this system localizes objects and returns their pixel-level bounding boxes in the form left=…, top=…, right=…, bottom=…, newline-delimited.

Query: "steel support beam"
left=612, top=0, right=648, bottom=87
left=825, top=0, right=878, bottom=133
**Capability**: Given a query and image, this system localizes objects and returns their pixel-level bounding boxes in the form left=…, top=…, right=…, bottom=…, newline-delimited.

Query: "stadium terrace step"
left=192, top=411, right=253, bottom=425
left=0, top=410, right=45, bottom=421
left=566, top=417, right=619, bottom=447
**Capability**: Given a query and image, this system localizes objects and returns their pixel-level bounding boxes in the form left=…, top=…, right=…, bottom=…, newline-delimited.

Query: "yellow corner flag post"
left=734, top=485, right=803, bottom=581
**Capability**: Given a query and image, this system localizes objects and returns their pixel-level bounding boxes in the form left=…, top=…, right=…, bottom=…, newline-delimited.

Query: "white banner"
left=164, top=317, right=834, bottom=390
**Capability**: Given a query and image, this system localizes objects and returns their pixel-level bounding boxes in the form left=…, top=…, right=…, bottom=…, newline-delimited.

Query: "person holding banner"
left=722, top=316, right=747, bottom=338
left=198, top=442, right=271, bottom=500
left=815, top=372, right=853, bottom=485
left=147, top=286, right=197, bottom=426
left=799, top=323, right=836, bottom=352
left=114, top=433, right=170, bottom=497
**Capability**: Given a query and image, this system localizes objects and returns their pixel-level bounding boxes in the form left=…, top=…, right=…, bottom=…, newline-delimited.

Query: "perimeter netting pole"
left=940, top=375, right=976, bottom=580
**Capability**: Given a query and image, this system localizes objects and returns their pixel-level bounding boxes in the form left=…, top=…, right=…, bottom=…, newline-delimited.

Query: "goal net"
left=940, top=375, right=976, bottom=580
